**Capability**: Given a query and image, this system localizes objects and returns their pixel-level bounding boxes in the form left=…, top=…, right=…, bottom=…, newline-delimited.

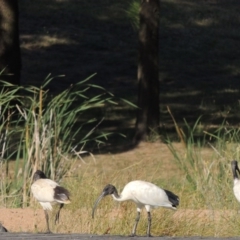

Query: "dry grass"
left=2, top=141, right=240, bottom=236
left=61, top=141, right=240, bottom=236
left=54, top=142, right=240, bottom=235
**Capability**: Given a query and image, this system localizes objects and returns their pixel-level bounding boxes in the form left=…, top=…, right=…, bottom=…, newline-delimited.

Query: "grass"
left=47, top=114, right=240, bottom=237
left=2, top=0, right=240, bottom=237
left=0, top=75, right=120, bottom=208
left=26, top=138, right=240, bottom=237
left=45, top=142, right=182, bottom=236
left=60, top=130, right=240, bottom=237
left=1, top=82, right=240, bottom=236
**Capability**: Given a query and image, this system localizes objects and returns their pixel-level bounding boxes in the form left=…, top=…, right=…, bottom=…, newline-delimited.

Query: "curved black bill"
left=92, top=192, right=105, bottom=219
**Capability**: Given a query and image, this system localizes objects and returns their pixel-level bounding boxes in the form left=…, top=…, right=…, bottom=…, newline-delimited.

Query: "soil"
left=0, top=208, right=44, bottom=233
left=0, top=207, right=236, bottom=233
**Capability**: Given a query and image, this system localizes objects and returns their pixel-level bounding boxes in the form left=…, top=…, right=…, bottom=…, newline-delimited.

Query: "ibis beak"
left=92, top=192, right=106, bottom=219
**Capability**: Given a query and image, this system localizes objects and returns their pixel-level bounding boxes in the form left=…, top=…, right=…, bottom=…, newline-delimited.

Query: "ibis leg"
left=55, top=203, right=64, bottom=224
left=147, top=211, right=152, bottom=237
left=130, top=211, right=140, bottom=237
left=44, top=210, right=51, bottom=233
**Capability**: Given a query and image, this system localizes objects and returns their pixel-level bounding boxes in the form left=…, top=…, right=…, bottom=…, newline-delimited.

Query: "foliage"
left=167, top=117, right=237, bottom=209
left=125, top=0, right=140, bottom=30
left=2, top=0, right=240, bottom=236
left=62, top=123, right=240, bottom=237
left=0, top=74, right=117, bottom=207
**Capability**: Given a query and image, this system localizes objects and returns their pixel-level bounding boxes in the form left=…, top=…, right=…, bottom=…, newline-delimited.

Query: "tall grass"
left=0, top=82, right=22, bottom=207
left=71, top=116, right=240, bottom=237
left=167, top=117, right=237, bottom=210
left=0, top=74, right=117, bottom=208
left=62, top=125, right=240, bottom=237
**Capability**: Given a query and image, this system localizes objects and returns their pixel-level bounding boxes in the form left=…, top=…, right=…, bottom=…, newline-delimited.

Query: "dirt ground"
left=0, top=207, right=237, bottom=233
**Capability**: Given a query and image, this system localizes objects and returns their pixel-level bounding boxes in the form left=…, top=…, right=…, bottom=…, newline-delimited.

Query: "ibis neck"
left=111, top=191, right=124, bottom=202
left=233, top=168, right=239, bottom=180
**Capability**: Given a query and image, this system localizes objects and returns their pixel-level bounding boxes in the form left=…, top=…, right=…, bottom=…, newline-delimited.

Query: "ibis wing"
left=54, top=186, right=70, bottom=203
left=125, top=181, right=177, bottom=209
left=31, top=179, right=58, bottom=202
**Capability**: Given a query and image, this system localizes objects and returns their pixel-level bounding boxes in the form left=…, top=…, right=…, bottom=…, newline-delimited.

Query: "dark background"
left=19, top=0, right=240, bottom=145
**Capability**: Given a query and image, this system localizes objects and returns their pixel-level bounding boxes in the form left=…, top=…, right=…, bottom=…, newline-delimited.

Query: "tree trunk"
left=134, top=0, right=160, bottom=143
left=0, top=0, right=21, bottom=85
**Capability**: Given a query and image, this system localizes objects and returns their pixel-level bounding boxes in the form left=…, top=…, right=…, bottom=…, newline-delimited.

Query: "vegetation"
left=1, top=0, right=240, bottom=237
left=0, top=74, right=117, bottom=208
left=40, top=124, right=240, bottom=237
left=1, top=90, right=240, bottom=236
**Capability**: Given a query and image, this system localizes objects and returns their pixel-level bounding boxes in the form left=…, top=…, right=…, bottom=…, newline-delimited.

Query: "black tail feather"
left=54, top=186, right=70, bottom=202
left=164, top=189, right=179, bottom=207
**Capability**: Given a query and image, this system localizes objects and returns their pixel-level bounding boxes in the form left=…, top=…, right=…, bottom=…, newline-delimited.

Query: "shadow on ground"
left=18, top=0, right=240, bottom=153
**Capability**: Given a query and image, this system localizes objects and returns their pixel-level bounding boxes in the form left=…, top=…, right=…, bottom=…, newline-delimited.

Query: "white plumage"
left=31, top=178, right=68, bottom=210
left=31, top=170, right=70, bottom=233
left=231, top=160, right=240, bottom=203
left=92, top=180, right=179, bottom=236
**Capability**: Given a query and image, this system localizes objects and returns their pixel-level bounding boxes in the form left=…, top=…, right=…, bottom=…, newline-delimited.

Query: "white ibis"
left=92, top=180, right=179, bottom=237
left=231, top=160, right=240, bottom=203
left=31, top=170, right=71, bottom=233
